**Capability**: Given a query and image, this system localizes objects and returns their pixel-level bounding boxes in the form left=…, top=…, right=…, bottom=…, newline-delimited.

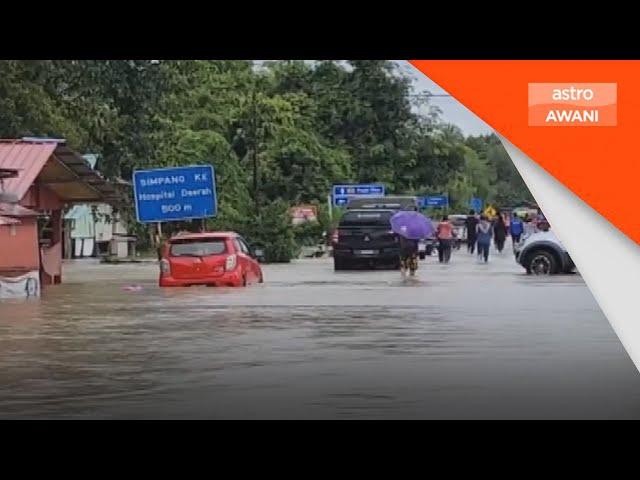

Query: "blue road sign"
left=332, top=184, right=385, bottom=207
left=133, top=165, right=217, bottom=223
left=422, top=195, right=449, bottom=208
left=470, top=197, right=483, bottom=212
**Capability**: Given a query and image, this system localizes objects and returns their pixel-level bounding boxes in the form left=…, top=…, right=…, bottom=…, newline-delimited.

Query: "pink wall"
left=0, top=218, right=39, bottom=275
left=16, top=184, right=64, bottom=284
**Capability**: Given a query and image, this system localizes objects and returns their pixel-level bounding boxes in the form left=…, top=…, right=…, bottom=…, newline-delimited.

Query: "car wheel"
left=258, top=272, right=264, bottom=283
left=334, top=258, right=348, bottom=271
left=419, top=252, right=426, bottom=260
left=242, top=273, right=248, bottom=286
left=526, top=250, right=558, bottom=275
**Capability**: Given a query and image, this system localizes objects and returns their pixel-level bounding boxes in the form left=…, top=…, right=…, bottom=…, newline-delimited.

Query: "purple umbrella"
left=390, top=210, right=436, bottom=239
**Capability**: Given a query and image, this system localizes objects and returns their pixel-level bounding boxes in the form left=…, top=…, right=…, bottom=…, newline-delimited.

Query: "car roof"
left=169, top=231, right=237, bottom=241
left=344, top=209, right=395, bottom=214
left=346, top=196, right=417, bottom=210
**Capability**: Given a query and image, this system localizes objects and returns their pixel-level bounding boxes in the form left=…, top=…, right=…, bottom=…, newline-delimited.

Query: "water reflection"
left=1, top=255, right=639, bottom=419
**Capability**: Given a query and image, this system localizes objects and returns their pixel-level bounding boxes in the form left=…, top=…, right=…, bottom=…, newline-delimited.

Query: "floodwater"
left=1, top=244, right=640, bottom=419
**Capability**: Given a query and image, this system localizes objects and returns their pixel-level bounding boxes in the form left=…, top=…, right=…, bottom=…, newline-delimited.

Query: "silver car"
left=515, top=230, right=575, bottom=275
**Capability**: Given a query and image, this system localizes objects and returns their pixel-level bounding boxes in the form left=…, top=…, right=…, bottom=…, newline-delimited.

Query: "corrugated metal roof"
left=0, top=140, right=120, bottom=204
left=51, top=144, right=119, bottom=203
left=0, top=140, right=57, bottom=200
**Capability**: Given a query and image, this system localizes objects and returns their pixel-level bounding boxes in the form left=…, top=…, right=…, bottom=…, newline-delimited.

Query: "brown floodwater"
left=1, top=248, right=639, bottom=419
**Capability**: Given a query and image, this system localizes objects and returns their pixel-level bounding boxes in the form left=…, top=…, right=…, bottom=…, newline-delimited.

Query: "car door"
left=231, top=238, right=249, bottom=282
left=237, top=237, right=259, bottom=283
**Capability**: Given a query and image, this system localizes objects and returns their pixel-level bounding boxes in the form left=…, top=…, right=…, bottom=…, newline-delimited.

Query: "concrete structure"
left=0, top=139, right=117, bottom=293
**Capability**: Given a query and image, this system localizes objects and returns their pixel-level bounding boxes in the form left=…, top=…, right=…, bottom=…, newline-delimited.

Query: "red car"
left=159, top=232, right=264, bottom=287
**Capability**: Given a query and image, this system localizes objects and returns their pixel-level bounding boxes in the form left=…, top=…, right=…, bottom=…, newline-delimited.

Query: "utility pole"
left=251, top=88, right=260, bottom=214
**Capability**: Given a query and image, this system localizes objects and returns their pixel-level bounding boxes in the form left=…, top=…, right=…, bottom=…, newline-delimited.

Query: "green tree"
left=0, top=60, right=535, bottom=261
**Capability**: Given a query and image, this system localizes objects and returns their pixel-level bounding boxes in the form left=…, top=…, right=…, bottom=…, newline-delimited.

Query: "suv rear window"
left=339, top=211, right=393, bottom=227
left=170, top=238, right=227, bottom=257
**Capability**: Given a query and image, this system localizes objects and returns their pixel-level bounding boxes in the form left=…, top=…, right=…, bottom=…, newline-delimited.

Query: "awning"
left=49, top=144, right=118, bottom=202
left=0, top=139, right=118, bottom=204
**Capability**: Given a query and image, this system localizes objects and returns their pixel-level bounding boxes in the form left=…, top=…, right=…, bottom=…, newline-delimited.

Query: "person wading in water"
left=509, top=211, right=524, bottom=250
left=436, top=215, right=454, bottom=263
left=493, top=211, right=507, bottom=253
left=465, top=210, right=478, bottom=254
left=398, top=236, right=419, bottom=277
left=476, top=215, right=493, bottom=263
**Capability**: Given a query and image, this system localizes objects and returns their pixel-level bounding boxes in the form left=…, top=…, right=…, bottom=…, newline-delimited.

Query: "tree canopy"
left=0, top=60, right=533, bottom=260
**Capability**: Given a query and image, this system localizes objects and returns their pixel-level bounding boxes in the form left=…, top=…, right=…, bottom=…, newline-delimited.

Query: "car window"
left=236, top=237, right=251, bottom=254
left=339, top=211, right=393, bottom=227
left=170, top=238, right=226, bottom=257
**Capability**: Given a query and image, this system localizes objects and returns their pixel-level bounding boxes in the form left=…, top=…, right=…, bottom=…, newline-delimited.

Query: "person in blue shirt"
left=476, top=215, right=493, bottom=263
left=509, top=212, right=524, bottom=247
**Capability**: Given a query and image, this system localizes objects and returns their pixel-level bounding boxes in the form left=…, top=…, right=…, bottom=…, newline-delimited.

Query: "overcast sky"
left=396, top=61, right=493, bottom=136
left=254, top=60, right=493, bottom=136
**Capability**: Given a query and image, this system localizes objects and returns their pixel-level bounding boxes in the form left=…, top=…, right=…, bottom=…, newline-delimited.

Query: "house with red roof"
left=0, top=139, right=117, bottom=296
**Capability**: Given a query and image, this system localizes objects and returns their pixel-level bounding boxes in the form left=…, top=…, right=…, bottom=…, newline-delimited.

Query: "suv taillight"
left=332, top=229, right=340, bottom=244
left=225, top=254, right=237, bottom=271
left=160, top=259, right=170, bottom=274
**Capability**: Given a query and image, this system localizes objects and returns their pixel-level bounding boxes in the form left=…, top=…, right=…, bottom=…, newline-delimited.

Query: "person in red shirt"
left=436, top=215, right=455, bottom=263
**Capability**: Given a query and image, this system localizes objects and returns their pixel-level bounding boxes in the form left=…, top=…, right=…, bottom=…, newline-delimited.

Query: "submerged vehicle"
left=332, top=209, right=399, bottom=270
left=159, top=232, right=263, bottom=287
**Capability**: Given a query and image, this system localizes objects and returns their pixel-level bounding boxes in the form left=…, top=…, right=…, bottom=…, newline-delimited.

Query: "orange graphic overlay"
left=409, top=60, right=640, bottom=244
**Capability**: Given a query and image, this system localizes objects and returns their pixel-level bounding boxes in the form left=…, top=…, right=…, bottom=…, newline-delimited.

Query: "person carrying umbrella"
left=399, top=236, right=419, bottom=277
left=390, top=210, right=435, bottom=277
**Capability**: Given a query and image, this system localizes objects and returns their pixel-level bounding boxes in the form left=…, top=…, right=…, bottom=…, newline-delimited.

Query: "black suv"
left=332, top=209, right=399, bottom=270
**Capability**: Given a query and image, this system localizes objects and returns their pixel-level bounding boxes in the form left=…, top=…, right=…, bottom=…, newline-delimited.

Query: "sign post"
left=133, top=165, right=217, bottom=224
left=421, top=195, right=449, bottom=208
left=332, top=184, right=385, bottom=207
left=470, top=197, right=483, bottom=213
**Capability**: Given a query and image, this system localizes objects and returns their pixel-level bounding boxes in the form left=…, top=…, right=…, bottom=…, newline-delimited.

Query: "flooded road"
left=2, top=247, right=640, bottom=419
